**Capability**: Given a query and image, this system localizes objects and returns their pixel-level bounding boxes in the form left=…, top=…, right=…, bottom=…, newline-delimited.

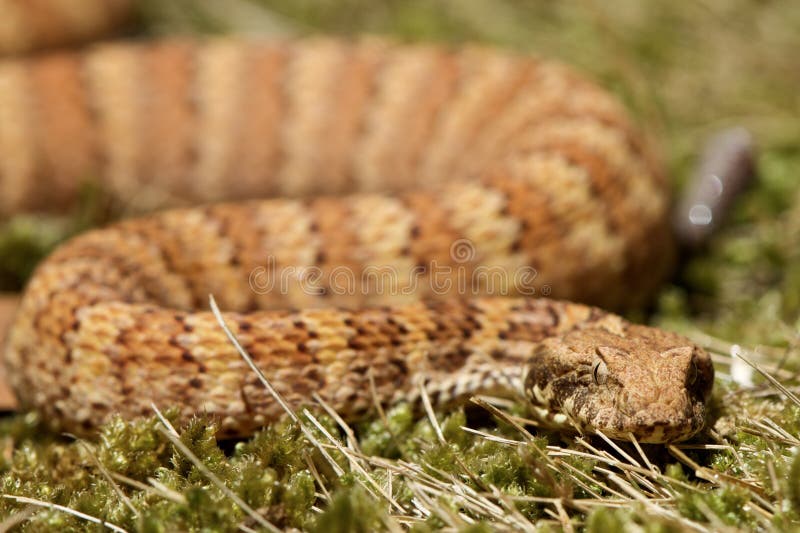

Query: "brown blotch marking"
left=465, top=313, right=483, bottom=330
left=189, top=377, right=203, bottom=388
left=587, top=306, right=607, bottom=324
left=545, top=305, right=560, bottom=329
left=302, top=366, right=324, bottom=384
left=154, top=354, right=177, bottom=365
left=552, top=376, right=585, bottom=410
left=351, top=363, right=369, bottom=375
left=532, top=141, right=628, bottom=233
left=348, top=338, right=366, bottom=350
left=240, top=387, right=254, bottom=415
left=435, top=345, right=474, bottom=373
left=181, top=351, right=195, bottom=362
left=114, top=330, right=128, bottom=347
left=390, top=357, right=408, bottom=376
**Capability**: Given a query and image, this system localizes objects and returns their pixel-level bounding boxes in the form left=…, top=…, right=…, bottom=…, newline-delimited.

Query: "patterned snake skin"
left=0, top=35, right=713, bottom=442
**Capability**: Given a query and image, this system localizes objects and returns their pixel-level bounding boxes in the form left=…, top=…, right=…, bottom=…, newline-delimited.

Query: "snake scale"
left=0, top=8, right=714, bottom=443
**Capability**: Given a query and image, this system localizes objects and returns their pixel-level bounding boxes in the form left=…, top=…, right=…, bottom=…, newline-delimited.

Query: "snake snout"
left=588, top=388, right=703, bottom=443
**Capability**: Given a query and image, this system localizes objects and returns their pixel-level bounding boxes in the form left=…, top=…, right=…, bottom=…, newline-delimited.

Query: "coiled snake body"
left=0, top=34, right=713, bottom=442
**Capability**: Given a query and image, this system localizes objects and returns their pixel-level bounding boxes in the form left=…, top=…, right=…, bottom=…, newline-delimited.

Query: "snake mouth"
left=596, top=420, right=704, bottom=443
left=591, top=404, right=707, bottom=444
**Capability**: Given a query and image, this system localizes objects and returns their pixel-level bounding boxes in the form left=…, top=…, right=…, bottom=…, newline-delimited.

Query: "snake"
left=0, top=6, right=714, bottom=443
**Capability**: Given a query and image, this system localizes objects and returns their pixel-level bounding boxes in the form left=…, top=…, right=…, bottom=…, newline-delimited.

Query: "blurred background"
left=145, top=0, right=800, bottom=348
left=2, top=0, right=798, bottom=347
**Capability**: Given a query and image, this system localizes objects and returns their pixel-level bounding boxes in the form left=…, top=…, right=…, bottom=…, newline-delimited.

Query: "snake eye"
left=592, top=360, right=608, bottom=385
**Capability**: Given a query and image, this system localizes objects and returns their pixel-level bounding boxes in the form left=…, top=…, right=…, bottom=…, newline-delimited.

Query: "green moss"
left=678, top=486, right=758, bottom=528
left=310, top=487, right=386, bottom=533
left=0, top=217, right=67, bottom=291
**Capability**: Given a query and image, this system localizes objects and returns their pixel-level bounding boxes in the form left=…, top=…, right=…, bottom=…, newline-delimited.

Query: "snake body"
left=1, top=37, right=713, bottom=442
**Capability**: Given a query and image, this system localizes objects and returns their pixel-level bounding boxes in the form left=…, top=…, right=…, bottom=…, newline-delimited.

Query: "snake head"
left=524, top=323, right=714, bottom=443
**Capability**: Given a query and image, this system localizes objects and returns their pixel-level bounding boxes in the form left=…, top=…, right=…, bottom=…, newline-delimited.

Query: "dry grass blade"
left=152, top=406, right=281, bottom=533
left=459, top=426, right=523, bottom=445
left=108, top=472, right=187, bottom=504
left=594, top=430, right=642, bottom=468
left=418, top=380, right=445, bottom=445
left=1, top=495, right=128, bottom=533
left=469, top=396, right=537, bottom=441
left=734, top=350, right=800, bottom=407
left=208, top=295, right=300, bottom=424
left=601, top=472, right=703, bottom=531
left=0, top=506, right=36, bottom=532
left=740, top=418, right=800, bottom=446
left=146, top=478, right=188, bottom=504
left=667, top=445, right=771, bottom=503
left=547, top=459, right=610, bottom=500
left=367, top=368, right=395, bottom=439
left=554, top=442, right=700, bottom=495
left=300, top=408, right=405, bottom=512
left=78, top=440, right=139, bottom=518
left=627, top=433, right=657, bottom=474
left=311, top=391, right=360, bottom=451
left=302, top=451, right=332, bottom=504
left=208, top=294, right=347, bottom=478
